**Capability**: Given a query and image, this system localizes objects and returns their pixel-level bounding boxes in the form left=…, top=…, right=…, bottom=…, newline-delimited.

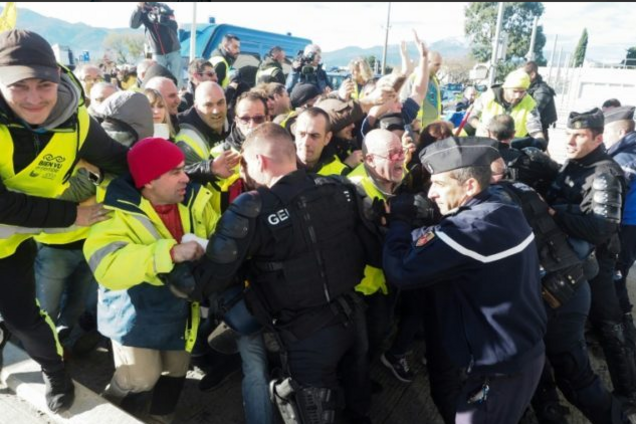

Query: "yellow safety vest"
left=479, top=90, right=537, bottom=138
left=210, top=56, right=231, bottom=89
left=175, top=124, right=211, bottom=162
left=347, top=164, right=389, bottom=296
left=317, top=156, right=348, bottom=176
left=0, top=106, right=91, bottom=258
left=416, top=75, right=442, bottom=128
left=255, top=66, right=278, bottom=84
left=209, top=143, right=241, bottom=214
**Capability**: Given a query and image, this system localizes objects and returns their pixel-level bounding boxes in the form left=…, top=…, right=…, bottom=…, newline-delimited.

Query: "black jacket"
left=257, top=57, right=286, bottom=85
left=130, top=5, right=180, bottom=55
left=0, top=99, right=128, bottom=229
left=528, top=74, right=557, bottom=128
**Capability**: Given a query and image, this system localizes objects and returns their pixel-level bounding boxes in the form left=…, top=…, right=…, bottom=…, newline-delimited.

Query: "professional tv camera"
left=294, top=50, right=318, bottom=75
left=142, top=2, right=174, bottom=24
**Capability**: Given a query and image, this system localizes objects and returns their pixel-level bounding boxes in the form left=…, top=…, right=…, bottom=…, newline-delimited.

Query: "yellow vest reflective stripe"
left=255, top=66, right=277, bottom=83
left=210, top=56, right=230, bottom=89
left=209, top=143, right=241, bottom=214
left=0, top=106, right=91, bottom=257
left=479, top=90, right=536, bottom=137
left=279, top=111, right=298, bottom=130
left=317, top=156, right=348, bottom=176
left=416, top=75, right=442, bottom=128
left=351, top=83, right=366, bottom=101
left=175, top=124, right=211, bottom=161
left=347, top=164, right=388, bottom=296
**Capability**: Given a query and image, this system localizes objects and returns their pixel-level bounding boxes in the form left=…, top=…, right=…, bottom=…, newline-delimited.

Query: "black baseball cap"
left=0, top=30, right=60, bottom=86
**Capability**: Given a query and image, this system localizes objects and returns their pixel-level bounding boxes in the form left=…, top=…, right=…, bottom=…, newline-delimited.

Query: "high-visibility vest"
left=479, top=90, right=537, bottom=137
left=416, top=75, right=442, bottom=128
left=210, top=56, right=231, bottom=89
left=316, top=156, right=348, bottom=176
left=0, top=106, right=91, bottom=258
left=347, top=164, right=389, bottom=296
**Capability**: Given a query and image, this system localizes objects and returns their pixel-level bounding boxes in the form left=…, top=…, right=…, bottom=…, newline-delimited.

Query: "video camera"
left=143, top=2, right=173, bottom=24
left=295, top=50, right=317, bottom=75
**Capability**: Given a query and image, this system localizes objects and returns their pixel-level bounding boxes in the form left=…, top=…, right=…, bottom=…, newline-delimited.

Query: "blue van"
left=179, top=22, right=311, bottom=86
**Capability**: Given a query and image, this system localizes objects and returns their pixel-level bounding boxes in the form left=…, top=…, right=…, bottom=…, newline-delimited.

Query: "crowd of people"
left=1, top=5, right=636, bottom=424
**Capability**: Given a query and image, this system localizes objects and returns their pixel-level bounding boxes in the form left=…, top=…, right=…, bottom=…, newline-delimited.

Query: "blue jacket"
left=608, top=131, right=636, bottom=225
left=383, top=187, right=547, bottom=375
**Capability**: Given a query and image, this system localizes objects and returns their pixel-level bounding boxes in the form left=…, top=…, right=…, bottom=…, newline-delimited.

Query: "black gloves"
left=388, top=193, right=440, bottom=226
left=388, top=194, right=417, bottom=225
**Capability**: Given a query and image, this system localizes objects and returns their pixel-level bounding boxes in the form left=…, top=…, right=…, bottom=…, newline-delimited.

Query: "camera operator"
left=285, top=43, right=333, bottom=94
left=131, top=2, right=181, bottom=86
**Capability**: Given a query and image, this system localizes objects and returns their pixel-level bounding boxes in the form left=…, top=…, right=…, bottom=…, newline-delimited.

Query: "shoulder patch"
left=415, top=230, right=436, bottom=247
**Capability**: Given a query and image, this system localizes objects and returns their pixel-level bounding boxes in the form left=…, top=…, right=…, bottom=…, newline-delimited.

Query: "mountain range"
left=7, top=6, right=470, bottom=66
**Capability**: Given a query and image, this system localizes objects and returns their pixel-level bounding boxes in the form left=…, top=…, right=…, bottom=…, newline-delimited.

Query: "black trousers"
left=0, top=240, right=63, bottom=371
left=616, top=224, right=636, bottom=314
left=284, top=302, right=371, bottom=420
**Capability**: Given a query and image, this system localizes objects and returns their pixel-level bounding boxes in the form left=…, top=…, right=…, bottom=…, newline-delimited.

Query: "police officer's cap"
left=419, top=136, right=501, bottom=174
left=567, top=107, right=604, bottom=130
left=604, top=105, right=635, bottom=125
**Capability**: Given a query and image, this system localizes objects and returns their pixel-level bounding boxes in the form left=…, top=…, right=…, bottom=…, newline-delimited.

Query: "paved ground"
left=2, top=123, right=630, bottom=424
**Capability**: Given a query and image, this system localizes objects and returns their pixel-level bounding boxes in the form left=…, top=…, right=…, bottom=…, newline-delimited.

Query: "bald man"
left=176, top=81, right=229, bottom=163
left=194, top=123, right=379, bottom=423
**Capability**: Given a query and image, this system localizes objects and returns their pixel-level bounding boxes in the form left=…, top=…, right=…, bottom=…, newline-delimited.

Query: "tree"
left=622, top=47, right=636, bottom=67
left=103, top=33, right=145, bottom=64
left=572, top=28, right=588, bottom=68
left=464, top=2, right=547, bottom=68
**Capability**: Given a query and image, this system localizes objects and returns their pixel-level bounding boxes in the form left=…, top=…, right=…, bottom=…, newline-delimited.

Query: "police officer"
left=491, top=159, right=627, bottom=424
left=383, top=137, right=547, bottom=424
left=0, top=30, right=128, bottom=412
left=193, top=123, right=379, bottom=424
left=546, top=108, right=636, bottom=410
left=603, top=106, right=636, bottom=324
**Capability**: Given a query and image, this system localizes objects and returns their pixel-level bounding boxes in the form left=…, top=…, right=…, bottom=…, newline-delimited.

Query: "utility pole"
left=381, top=2, right=391, bottom=75
left=489, top=2, right=505, bottom=86
left=526, top=16, right=539, bottom=61
left=189, top=2, right=197, bottom=62
left=547, top=34, right=558, bottom=83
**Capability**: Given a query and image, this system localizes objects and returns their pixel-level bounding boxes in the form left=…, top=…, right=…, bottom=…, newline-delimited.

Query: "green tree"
left=572, top=28, right=588, bottom=68
left=623, top=47, right=636, bottom=67
left=464, top=2, right=547, bottom=68
left=103, top=33, right=145, bottom=64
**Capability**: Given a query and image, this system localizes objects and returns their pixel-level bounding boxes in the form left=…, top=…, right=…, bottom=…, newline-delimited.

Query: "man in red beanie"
left=84, top=137, right=219, bottom=422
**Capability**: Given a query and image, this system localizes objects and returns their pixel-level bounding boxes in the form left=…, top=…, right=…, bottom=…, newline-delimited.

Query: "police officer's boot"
left=0, top=320, right=10, bottom=372
left=531, top=363, right=570, bottom=424
left=148, top=376, right=186, bottom=424
left=598, top=321, right=636, bottom=410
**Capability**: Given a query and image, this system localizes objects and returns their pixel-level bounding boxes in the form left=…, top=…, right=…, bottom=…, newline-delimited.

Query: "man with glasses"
left=347, top=129, right=417, bottom=385
left=179, top=59, right=217, bottom=112
left=77, top=64, right=104, bottom=107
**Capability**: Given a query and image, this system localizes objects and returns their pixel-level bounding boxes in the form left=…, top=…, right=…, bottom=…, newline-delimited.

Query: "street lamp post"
left=381, top=2, right=391, bottom=75
left=489, top=2, right=505, bottom=86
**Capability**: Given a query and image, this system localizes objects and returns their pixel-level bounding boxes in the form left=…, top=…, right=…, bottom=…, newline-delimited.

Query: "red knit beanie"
left=127, top=137, right=185, bottom=188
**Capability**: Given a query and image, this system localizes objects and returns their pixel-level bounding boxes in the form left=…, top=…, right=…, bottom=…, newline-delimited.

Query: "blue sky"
left=2, top=2, right=634, bottom=63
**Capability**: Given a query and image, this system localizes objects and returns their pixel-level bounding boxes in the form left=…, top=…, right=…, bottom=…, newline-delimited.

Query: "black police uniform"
left=383, top=137, right=547, bottom=424
left=498, top=180, right=625, bottom=424
left=195, top=169, right=380, bottom=424
left=546, top=109, right=636, bottom=406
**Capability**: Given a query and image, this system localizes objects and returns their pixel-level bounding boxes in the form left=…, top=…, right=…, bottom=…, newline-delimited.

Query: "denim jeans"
left=35, top=245, right=96, bottom=331
left=236, top=331, right=273, bottom=424
left=152, top=50, right=183, bottom=87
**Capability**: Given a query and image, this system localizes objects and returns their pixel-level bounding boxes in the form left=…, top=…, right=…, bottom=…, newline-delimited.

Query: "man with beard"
left=193, top=123, right=379, bottom=424
left=472, top=69, right=545, bottom=147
